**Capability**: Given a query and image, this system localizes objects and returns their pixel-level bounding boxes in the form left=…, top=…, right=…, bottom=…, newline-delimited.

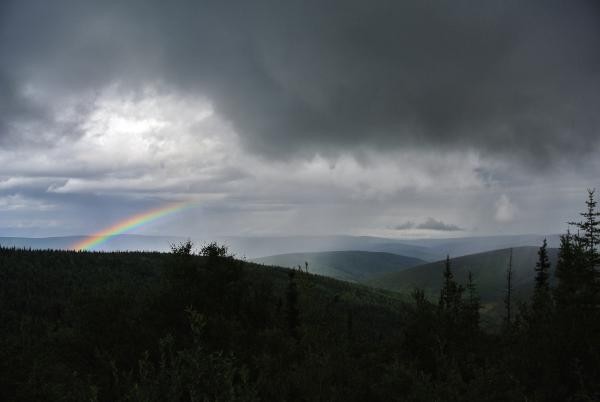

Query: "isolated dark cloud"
left=394, top=221, right=416, bottom=231
left=417, top=217, right=463, bottom=232
left=394, top=217, right=463, bottom=232
left=1, top=0, right=599, bottom=165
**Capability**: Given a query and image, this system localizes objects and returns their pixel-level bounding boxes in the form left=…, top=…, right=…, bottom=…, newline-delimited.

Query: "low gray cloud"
left=393, top=221, right=416, bottom=231
left=417, top=217, right=463, bottom=232
left=394, top=218, right=463, bottom=232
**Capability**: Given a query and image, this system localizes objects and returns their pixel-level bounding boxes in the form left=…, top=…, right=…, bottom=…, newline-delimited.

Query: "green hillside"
left=252, top=250, right=425, bottom=282
left=368, top=246, right=559, bottom=303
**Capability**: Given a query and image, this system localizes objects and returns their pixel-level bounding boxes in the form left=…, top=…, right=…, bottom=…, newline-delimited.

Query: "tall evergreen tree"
left=466, top=271, right=480, bottom=331
left=444, top=255, right=454, bottom=289
left=532, top=239, right=552, bottom=313
left=535, top=239, right=550, bottom=292
left=570, top=189, right=600, bottom=260
left=286, top=270, right=300, bottom=339
left=567, top=189, right=600, bottom=310
left=439, top=255, right=463, bottom=311
left=554, top=231, right=587, bottom=309
left=504, top=248, right=513, bottom=329
left=552, top=191, right=600, bottom=399
left=439, top=256, right=449, bottom=309
left=438, top=254, right=465, bottom=330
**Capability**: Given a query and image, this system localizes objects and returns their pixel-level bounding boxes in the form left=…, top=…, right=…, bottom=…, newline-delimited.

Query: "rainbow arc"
left=72, top=201, right=191, bottom=251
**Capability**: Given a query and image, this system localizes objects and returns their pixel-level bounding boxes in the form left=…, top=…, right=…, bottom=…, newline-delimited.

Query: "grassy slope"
left=251, top=250, right=426, bottom=282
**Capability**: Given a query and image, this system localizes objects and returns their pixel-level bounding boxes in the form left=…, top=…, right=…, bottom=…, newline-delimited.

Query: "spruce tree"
left=466, top=271, right=480, bottom=331
left=519, top=240, right=559, bottom=400
left=535, top=239, right=550, bottom=293
left=567, top=189, right=599, bottom=310
left=286, top=270, right=300, bottom=339
left=439, top=255, right=462, bottom=311
left=558, top=191, right=600, bottom=400
left=437, top=255, right=466, bottom=358
left=532, top=239, right=552, bottom=313
left=504, top=248, right=513, bottom=329
left=438, top=255, right=464, bottom=319
left=554, top=231, right=587, bottom=309
left=570, top=189, right=600, bottom=261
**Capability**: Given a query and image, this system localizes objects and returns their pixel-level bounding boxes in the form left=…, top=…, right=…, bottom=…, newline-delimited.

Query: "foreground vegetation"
left=1, top=193, right=599, bottom=401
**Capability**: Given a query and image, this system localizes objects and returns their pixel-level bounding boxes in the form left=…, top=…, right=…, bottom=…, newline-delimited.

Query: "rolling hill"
left=225, top=235, right=442, bottom=260
left=251, top=250, right=426, bottom=282
left=367, top=246, right=559, bottom=303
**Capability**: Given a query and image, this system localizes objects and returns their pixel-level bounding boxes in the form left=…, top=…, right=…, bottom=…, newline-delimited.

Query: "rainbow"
left=72, top=201, right=192, bottom=251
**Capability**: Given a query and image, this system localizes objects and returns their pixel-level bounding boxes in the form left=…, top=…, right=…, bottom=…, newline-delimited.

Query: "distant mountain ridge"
left=222, top=233, right=560, bottom=260
left=222, top=235, right=440, bottom=260
left=0, top=235, right=185, bottom=252
left=397, top=234, right=561, bottom=258
left=0, top=233, right=559, bottom=261
left=252, top=250, right=426, bottom=282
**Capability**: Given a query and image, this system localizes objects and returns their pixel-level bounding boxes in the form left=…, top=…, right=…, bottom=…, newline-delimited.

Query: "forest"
left=0, top=191, right=599, bottom=401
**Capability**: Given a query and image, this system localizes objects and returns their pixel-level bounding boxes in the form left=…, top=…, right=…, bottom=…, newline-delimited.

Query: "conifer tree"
left=554, top=231, right=586, bottom=309
left=532, top=239, right=552, bottom=313
left=439, top=255, right=464, bottom=326
left=466, top=271, right=480, bottom=331
left=567, top=189, right=599, bottom=310
left=535, top=239, right=550, bottom=292
left=440, top=255, right=460, bottom=310
left=555, top=191, right=600, bottom=401
left=570, top=189, right=600, bottom=261
left=504, top=248, right=513, bottom=329
left=286, top=270, right=300, bottom=339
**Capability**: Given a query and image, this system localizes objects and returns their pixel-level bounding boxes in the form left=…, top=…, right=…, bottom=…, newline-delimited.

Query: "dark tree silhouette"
left=532, top=239, right=553, bottom=319
left=200, top=241, right=230, bottom=258
left=439, top=255, right=463, bottom=311
left=170, top=239, right=193, bottom=255
left=466, top=271, right=480, bottom=331
left=286, top=270, right=300, bottom=340
left=567, top=189, right=600, bottom=310
left=554, top=231, right=587, bottom=309
left=570, top=189, right=600, bottom=259
left=504, top=248, right=513, bottom=330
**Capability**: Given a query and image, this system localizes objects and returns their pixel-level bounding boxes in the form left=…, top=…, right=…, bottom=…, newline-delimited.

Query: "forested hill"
left=1, top=242, right=598, bottom=401
left=0, top=247, right=408, bottom=401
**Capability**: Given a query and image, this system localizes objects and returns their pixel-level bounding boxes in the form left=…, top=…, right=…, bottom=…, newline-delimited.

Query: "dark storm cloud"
left=0, top=73, right=47, bottom=145
left=393, top=217, right=463, bottom=232
left=1, top=0, right=599, bottom=164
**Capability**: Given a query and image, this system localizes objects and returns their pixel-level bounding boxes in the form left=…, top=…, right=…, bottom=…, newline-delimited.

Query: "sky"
left=0, top=0, right=599, bottom=239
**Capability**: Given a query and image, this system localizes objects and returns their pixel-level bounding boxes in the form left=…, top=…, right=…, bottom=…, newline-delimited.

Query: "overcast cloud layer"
left=0, top=0, right=599, bottom=240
